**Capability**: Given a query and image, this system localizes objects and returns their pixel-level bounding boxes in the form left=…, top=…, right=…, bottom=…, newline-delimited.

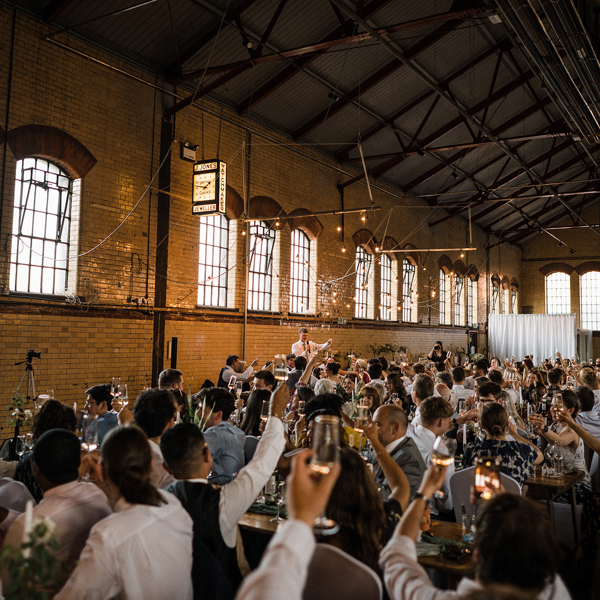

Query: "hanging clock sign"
left=192, top=159, right=227, bottom=215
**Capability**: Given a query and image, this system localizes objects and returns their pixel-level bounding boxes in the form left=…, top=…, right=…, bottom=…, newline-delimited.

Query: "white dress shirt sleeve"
left=311, top=340, right=331, bottom=352
left=236, top=519, right=315, bottom=600
left=380, top=533, right=459, bottom=600
left=219, top=418, right=285, bottom=547
left=223, top=366, right=254, bottom=383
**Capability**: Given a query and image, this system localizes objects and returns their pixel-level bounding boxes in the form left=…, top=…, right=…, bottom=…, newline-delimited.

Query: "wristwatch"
left=414, top=492, right=430, bottom=504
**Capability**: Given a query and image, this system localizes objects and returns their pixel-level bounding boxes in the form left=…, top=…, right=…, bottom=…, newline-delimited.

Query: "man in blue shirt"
left=197, top=387, right=245, bottom=485
left=84, top=384, right=119, bottom=445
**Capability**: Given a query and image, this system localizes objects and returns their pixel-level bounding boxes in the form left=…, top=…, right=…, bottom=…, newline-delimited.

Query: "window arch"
left=198, top=214, right=229, bottom=307
left=545, top=272, right=570, bottom=314
left=380, top=254, right=392, bottom=320
left=355, top=247, right=372, bottom=318
left=402, top=259, right=418, bottom=322
left=290, top=229, right=310, bottom=313
left=248, top=221, right=276, bottom=311
left=10, top=158, right=79, bottom=295
left=580, top=271, right=600, bottom=329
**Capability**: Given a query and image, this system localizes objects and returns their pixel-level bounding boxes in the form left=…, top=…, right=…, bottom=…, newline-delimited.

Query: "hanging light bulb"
left=361, top=212, right=366, bottom=222
left=337, top=226, right=342, bottom=232
left=460, top=252, right=464, bottom=258
left=415, top=292, right=419, bottom=297
left=432, top=291, right=436, bottom=297
left=346, top=304, right=350, bottom=308
left=352, top=296, right=356, bottom=301
left=375, top=246, right=380, bottom=252
left=341, top=246, right=346, bottom=253
left=333, top=299, right=336, bottom=303
left=241, top=230, right=246, bottom=236
left=333, top=292, right=337, bottom=296
left=326, top=312, right=330, bottom=316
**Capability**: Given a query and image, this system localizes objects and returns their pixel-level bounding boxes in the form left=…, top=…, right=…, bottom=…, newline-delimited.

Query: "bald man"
left=367, top=404, right=425, bottom=500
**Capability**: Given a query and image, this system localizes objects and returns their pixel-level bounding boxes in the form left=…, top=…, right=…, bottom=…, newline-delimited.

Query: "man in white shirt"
left=133, top=388, right=177, bottom=489
left=409, top=373, right=434, bottom=427
left=450, top=366, right=475, bottom=403
left=291, top=327, right=332, bottom=359
left=161, top=382, right=288, bottom=590
left=3, top=430, right=111, bottom=577
left=463, top=359, right=488, bottom=390
left=217, top=355, right=258, bottom=388
left=407, top=396, right=454, bottom=515
left=368, top=404, right=425, bottom=499
left=575, top=386, right=600, bottom=439
left=580, top=368, right=600, bottom=409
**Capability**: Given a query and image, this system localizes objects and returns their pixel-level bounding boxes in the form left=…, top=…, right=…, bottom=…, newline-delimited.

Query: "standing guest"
left=427, top=341, right=448, bottom=368
left=367, top=405, right=425, bottom=499
left=160, top=383, right=288, bottom=591
left=575, top=386, right=600, bottom=439
left=380, top=466, right=570, bottom=599
left=3, top=429, right=111, bottom=582
left=217, top=355, right=258, bottom=388
left=56, top=426, right=193, bottom=600
left=253, top=370, right=275, bottom=391
left=133, top=388, right=177, bottom=490
left=13, top=400, right=77, bottom=503
left=82, top=384, right=119, bottom=446
left=463, top=403, right=542, bottom=488
left=197, top=387, right=245, bottom=485
left=291, top=327, right=332, bottom=358
left=240, top=389, right=271, bottom=438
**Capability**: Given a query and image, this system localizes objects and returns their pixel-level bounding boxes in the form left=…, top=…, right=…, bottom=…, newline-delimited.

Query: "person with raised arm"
left=291, top=327, right=332, bottom=359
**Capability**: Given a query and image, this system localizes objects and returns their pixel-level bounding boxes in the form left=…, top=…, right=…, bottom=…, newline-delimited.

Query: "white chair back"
left=303, top=544, right=382, bottom=600
left=450, top=466, right=521, bottom=522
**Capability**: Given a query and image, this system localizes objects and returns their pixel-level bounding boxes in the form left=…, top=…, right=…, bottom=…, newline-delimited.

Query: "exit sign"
left=337, top=318, right=347, bottom=324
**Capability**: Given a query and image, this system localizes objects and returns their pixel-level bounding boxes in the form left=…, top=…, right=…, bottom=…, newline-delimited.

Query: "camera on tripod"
left=27, top=349, right=41, bottom=361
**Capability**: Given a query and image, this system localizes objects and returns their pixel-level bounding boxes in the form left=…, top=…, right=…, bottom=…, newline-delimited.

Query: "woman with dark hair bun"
left=463, top=402, right=542, bottom=487
left=55, top=426, right=193, bottom=600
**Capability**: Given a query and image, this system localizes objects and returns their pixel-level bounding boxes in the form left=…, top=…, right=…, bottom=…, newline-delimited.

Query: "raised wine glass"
left=260, top=400, right=270, bottom=424
left=431, top=435, right=456, bottom=499
left=310, top=415, right=340, bottom=535
left=15, top=435, right=26, bottom=458
left=228, top=375, right=237, bottom=394
left=271, top=481, right=286, bottom=523
left=111, top=377, right=120, bottom=402
left=274, top=354, right=288, bottom=382
left=119, top=383, right=129, bottom=408
left=353, top=404, right=369, bottom=433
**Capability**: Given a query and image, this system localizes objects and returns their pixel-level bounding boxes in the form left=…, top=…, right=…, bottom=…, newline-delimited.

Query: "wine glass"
left=46, top=389, right=55, bottom=399
left=271, top=481, right=286, bottom=523
left=432, top=435, right=457, bottom=467
left=24, top=433, right=34, bottom=453
left=81, top=415, right=99, bottom=453
left=235, top=381, right=243, bottom=398
left=310, top=415, right=341, bottom=536
left=15, top=436, right=26, bottom=458
left=354, top=404, right=369, bottom=433
left=274, top=354, right=288, bottom=382
left=228, top=375, right=237, bottom=394
left=111, top=377, right=120, bottom=402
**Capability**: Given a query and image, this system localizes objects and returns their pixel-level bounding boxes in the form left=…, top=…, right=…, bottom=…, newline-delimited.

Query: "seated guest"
left=83, top=384, right=119, bottom=445
left=133, top=388, right=177, bottom=489
left=452, top=366, right=475, bottom=401
left=13, top=400, right=77, bottom=503
left=410, top=374, right=434, bottom=426
left=435, top=371, right=457, bottom=410
left=463, top=403, right=542, bottom=487
left=580, top=368, right=600, bottom=404
left=158, top=368, right=188, bottom=416
left=160, top=383, right=287, bottom=590
left=575, top=385, right=600, bottom=439
left=56, top=426, right=193, bottom=600
left=286, top=354, right=296, bottom=371
left=384, top=372, right=408, bottom=411
left=3, top=429, right=111, bottom=580
left=253, top=369, right=275, bottom=391
left=367, top=405, right=425, bottom=499
left=240, top=389, right=271, bottom=437
left=407, top=396, right=454, bottom=515
left=359, top=385, right=382, bottom=417
left=367, top=361, right=384, bottom=386
left=380, top=466, right=570, bottom=599
left=217, top=355, right=258, bottom=388
left=324, top=361, right=342, bottom=385
left=314, top=378, right=334, bottom=396
left=464, top=359, right=488, bottom=390
left=286, top=385, right=314, bottom=426
left=287, top=356, right=308, bottom=390
left=378, top=356, right=389, bottom=379
left=198, top=387, right=245, bottom=484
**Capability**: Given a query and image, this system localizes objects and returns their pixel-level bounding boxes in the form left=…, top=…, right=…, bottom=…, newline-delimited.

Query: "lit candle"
left=73, top=402, right=77, bottom=413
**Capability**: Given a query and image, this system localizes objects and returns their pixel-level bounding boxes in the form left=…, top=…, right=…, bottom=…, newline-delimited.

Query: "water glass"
left=274, top=354, right=289, bottom=382
left=354, top=404, right=369, bottom=432
left=462, top=511, right=475, bottom=543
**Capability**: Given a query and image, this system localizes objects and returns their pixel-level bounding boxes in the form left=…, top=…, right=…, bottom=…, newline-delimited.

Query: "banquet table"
left=524, top=466, right=584, bottom=547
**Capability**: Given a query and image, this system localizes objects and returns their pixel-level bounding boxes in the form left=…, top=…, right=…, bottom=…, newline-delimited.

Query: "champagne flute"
left=235, top=381, right=243, bottom=398
left=228, top=375, right=237, bottom=393
left=111, top=377, right=120, bottom=402
left=24, top=432, right=34, bottom=453
left=15, top=435, right=26, bottom=458
left=271, top=481, right=286, bottom=523
left=260, top=400, right=270, bottom=423
left=274, top=354, right=289, bottom=382
left=119, top=383, right=129, bottom=408
left=310, top=415, right=340, bottom=535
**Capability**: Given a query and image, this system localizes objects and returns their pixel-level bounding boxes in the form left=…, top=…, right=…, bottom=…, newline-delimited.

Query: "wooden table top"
left=239, top=513, right=474, bottom=575
left=524, top=468, right=585, bottom=498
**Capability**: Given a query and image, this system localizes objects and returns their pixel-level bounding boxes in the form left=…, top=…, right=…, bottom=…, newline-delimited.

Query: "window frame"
left=580, top=271, right=600, bottom=330
left=355, top=247, right=372, bottom=319
left=380, top=254, right=392, bottom=320
left=454, top=275, right=465, bottom=326
left=545, top=272, right=571, bottom=314
left=9, top=157, right=76, bottom=296
left=402, top=259, right=418, bottom=322
left=248, top=221, right=276, bottom=311
left=290, top=229, right=310, bottom=314
left=467, top=278, right=478, bottom=328
left=197, top=213, right=229, bottom=308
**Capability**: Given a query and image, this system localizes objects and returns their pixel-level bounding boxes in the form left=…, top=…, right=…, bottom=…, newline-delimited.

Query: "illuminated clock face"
left=194, top=172, right=216, bottom=203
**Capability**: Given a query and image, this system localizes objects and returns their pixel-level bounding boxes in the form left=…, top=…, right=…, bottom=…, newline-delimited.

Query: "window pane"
left=248, top=221, right=275, bottom=311
left=402, top=260, right=417, bottom=322
left=9, top=158, right=74, bottom=295
left=380, top=255, right=391, bottom=320
left=454, top=276, right=465, bottom=326
left=197, top=214, right=229, bottom=308
left=581, top=271, right=600, bottom=329
left=545, top=273, right=570, bottom=314
left=355, top=247, right=371, bottom=318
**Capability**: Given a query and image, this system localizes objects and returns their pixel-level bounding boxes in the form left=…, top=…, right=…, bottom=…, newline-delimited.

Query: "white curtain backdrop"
left=488, top=314, right=577, bottom=365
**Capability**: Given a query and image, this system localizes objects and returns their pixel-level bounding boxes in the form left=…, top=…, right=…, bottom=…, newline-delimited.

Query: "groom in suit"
left=368, top=404, right=425, bottom=500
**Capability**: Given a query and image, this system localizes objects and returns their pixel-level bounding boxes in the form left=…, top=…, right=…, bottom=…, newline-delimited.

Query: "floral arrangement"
left=0, top=515, right=72, bottom=599
left=7, top=391, right=33, bottom=429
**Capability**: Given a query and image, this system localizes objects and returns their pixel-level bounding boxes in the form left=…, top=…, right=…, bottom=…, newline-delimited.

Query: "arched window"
left=198, top=214, right=229, bottom=307
left=467, top=278, right=478, bottom=327
left=248, top=221, right=276, bottom=311
left=402, top=259, right=417, bottom=322
left=355, top=247, right=371, bottom=318
left=545, top=272, right=570, bottom=314
left=454, top=275, right=465, bottom=325
left=439, top=270, right=451, bottom=325
left=290, top=229, right=310, bottom=313
left=380, top=254, right=392, bottom=320
left=491, top=280, right=500, bottom=314
left=10, top=158, right=79, bottom=295
left=502, top=287, right=510, bottom=314
left=580, top=271, right=600, bottom=329
left=511, top=290, right=518, bottom=314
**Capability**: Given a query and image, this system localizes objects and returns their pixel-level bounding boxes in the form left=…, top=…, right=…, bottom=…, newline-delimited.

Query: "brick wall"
left=0, top=11, right=531, bottom=434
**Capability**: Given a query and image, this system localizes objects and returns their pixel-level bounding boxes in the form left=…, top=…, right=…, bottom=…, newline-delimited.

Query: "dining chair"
left=243, top=435, right=260, bottom=464
left=302, top=543, right=382, bottom=600
left=450, top=466, right=521, bottom=522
